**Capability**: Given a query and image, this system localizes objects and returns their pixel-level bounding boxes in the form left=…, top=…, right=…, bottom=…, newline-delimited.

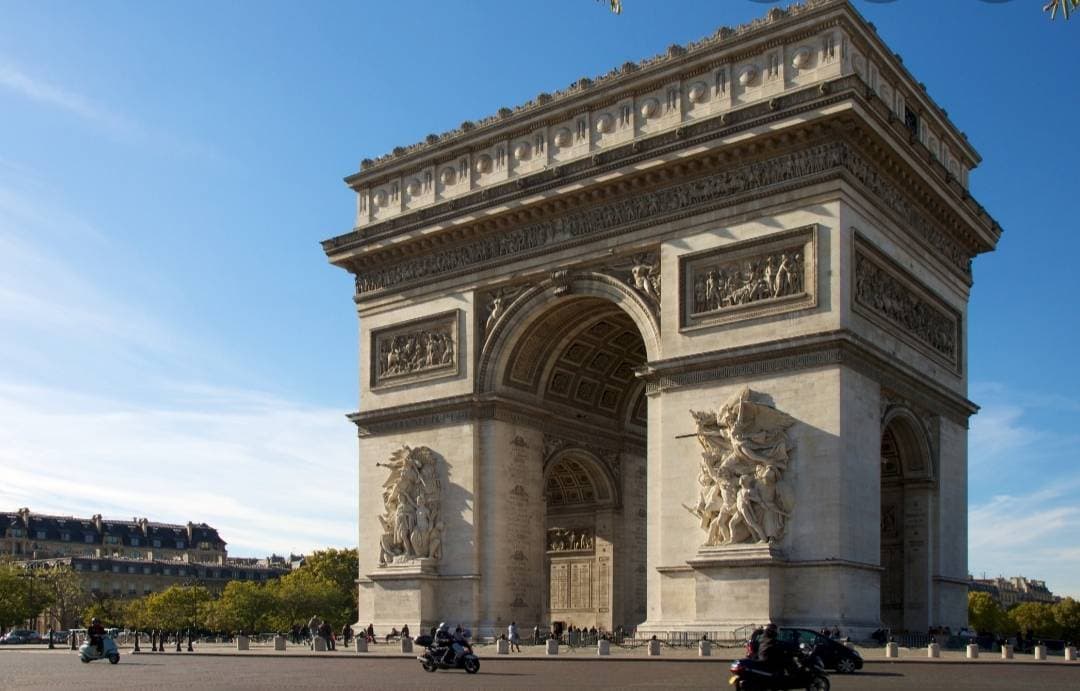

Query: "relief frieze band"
left=370, top=310, right=460, bottom=389
left=852, top=233, right=961, bottom=372
left=680, top=226, right=817, bottom=330
left=353, top=139, right=971, bottom=299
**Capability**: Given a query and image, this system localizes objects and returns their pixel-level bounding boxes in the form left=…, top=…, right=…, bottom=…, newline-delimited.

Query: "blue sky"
left=1, top=1, right=1077, bottom=595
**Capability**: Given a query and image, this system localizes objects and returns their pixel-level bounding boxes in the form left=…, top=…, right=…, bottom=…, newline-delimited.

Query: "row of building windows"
left=73, top=562, right=271, bottom=581
left=6, top=529, right=195, bottom=549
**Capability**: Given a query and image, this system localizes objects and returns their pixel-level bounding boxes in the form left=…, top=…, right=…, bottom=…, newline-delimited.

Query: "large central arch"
left=479, top=276, right=655, bottom=631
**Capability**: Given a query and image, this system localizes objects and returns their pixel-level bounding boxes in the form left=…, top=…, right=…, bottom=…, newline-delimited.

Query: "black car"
left=0, top=629, right=43, bottom=645
left=747, top=627, right=863, bottom=674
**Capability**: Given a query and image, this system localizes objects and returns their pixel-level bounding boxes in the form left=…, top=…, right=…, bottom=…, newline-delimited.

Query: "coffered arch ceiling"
left=502, top=297, right=647, bottom=428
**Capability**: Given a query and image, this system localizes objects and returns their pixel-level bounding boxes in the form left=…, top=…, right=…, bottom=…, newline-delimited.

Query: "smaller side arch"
left=543, top=447, right=620, bottom=510
left=881, top=406, right=934, bottom=482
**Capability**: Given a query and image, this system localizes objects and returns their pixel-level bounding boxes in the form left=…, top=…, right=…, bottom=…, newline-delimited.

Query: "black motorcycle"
left=414, top=634, right=480, bottom=674
left=728, top=644, right=830, bottom=690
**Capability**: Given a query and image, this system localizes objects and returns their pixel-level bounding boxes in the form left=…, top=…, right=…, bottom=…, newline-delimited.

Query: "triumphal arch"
left=323, top=0, right=1000, bottom=637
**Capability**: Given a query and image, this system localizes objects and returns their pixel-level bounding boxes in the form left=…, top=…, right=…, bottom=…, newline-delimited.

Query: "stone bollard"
left=546, top=638, right=559, bottom=655
left=1065, top=646, right=1076, bottom=661
left=927, top=643, right=940, bottom=658
left=598, top=639, right=610, bottom=656
left=274, top=635, right=286, bottom=651
left=496, top=638, right=509, bottom=654
left=400, top=637, right=413, bottom=654
left=1034, top=644, right=1046, bottom=660
left=236, top=635, right=249, bottom=651
left=313, top=636, right=327, bottom=652
left=355, top=637, right=368, bottom=653
left=1001, top=644, right=1013, bottom=659
left=966, top=643, right=979, bottom=659
left=647, top=638, right=661, bottom=656
left=698, top=639, right=711, bottom=657
left=885, top=642, right=899, bottom=658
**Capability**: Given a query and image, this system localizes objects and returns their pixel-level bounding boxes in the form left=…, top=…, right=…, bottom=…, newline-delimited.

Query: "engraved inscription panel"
left=680, top=226, right=817, bottom=330
left=571, top=561, right=592, bottom=610
left=853, top=234, right=961, bottom=371
left=550, top=562, right=570, bottom=610
left=370, top=310, right=460, bottom=388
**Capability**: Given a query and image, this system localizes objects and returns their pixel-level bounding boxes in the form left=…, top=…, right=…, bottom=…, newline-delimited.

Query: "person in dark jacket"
left=757, top=623, right=796, bottom=679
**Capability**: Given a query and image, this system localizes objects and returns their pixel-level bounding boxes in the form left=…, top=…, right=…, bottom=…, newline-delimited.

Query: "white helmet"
left=437, top=622, right=448, bottom=631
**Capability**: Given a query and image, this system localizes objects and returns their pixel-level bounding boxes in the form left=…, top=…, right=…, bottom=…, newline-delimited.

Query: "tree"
left=1053, top=597, right=1080, bottom=643
left=1045, top=0, right=1079, bottom=20
left=0, top=564, right=55, bottom=631
left=83, top=595, right=126, bottom=628
left=139, top=585, right=213, bottom=631
left=41, top=566, right=90, bottom=630
left=207, top=581, right=275, bottom=634
left=968, top=592, right=1008, bottom=634
left=265, top=568, right=348, bottom=633
left=303, top=549, right=359, bottom=624
left=1008, top=602, right=1061, bottom=639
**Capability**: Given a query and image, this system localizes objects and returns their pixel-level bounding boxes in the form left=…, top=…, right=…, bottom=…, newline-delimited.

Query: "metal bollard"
left=175, top=631, right=182, bottom=652
left=48, top=629, right=55, bottom=650
left=133, top=630, right=140, bottom=652
left=70, top=631, right=77, bottom=650
left=187, top=630, right=194, bottom=652
left=927, top=642, right=940, bottom=658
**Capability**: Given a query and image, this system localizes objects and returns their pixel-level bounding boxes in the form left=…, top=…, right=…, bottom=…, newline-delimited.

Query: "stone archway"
left=484, top=284, right=652, bottom=633
left=880, top=408, right=934, bottom=633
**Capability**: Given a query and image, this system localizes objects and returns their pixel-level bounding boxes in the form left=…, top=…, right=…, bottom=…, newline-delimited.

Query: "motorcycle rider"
left=450, top=625, right=469, bottom=665
left=757, top=623, right=797, bottom=680
left=433, top=622, right=455, bottom=664
left=88, top=617, right=106, bottom=656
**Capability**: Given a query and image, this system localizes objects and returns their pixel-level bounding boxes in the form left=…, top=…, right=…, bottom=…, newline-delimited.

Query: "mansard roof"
left=1, top=509, right=226, bottom=548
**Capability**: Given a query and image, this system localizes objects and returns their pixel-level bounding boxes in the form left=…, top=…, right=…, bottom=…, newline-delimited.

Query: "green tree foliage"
left=1052, top=597, right=1080, bottom=643
left=968, top=591, right=1009, bottom=634
left=265, top=567, right=349, bottom=632
left=1008, top=602, right=1061, bottom=639
left=132, top=585, right=213, bottom=631
left=205, top=581, right=276, bottom=634
left=0, top=564, right=55, bottom=630
left=82, top=594, right=126, bottom=628
left=302, top=549, right=359, bottom=623
left=41, top=566, right=90, bottom=630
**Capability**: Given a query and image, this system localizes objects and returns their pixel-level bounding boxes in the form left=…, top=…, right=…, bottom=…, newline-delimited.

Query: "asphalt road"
left=2, top=650, right=1079, bottom=690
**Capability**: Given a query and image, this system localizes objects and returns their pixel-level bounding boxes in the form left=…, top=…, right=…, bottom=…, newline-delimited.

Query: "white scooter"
left=79, top=635, right=120, bottom=664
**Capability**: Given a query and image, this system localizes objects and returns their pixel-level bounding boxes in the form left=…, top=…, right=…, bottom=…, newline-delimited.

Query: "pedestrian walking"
left=508, top=621, right=521, bottom=652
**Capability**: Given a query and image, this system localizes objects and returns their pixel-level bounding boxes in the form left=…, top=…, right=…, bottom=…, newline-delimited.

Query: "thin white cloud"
left=0, top=383, right=356, bottom=556
left=0, top=59, right=225, bottom=163
left=0, top=62, right=133, bottom=132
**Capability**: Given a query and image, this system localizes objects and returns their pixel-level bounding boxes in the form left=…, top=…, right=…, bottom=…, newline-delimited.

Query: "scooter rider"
left=757, top=623, right=797, bottom=680
left=88, top=617, right=106, bottom=656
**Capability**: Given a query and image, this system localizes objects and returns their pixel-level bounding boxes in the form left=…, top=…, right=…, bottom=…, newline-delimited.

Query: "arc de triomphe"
left=323, top=0, right=1000, bottom=637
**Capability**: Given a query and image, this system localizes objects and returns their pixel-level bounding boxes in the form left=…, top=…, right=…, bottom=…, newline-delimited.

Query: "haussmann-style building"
left=322, top=0, right=1001, bottom=638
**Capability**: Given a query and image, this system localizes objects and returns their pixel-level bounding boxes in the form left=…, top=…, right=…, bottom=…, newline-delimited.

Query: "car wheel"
left=835, top=657, right=857, bottom=674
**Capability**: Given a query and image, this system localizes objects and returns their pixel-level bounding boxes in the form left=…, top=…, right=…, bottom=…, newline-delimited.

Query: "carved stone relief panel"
left=852, top=233, right=961, bottom=372
left=680, top=225, right=817, bottom=330
left=685, top=387, right=796, bottom=546
left=547, top=527, right=595, bottom=552
left=370, top=310, right=460, bottom=389
left=375, top=445, right=443, bottom=566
